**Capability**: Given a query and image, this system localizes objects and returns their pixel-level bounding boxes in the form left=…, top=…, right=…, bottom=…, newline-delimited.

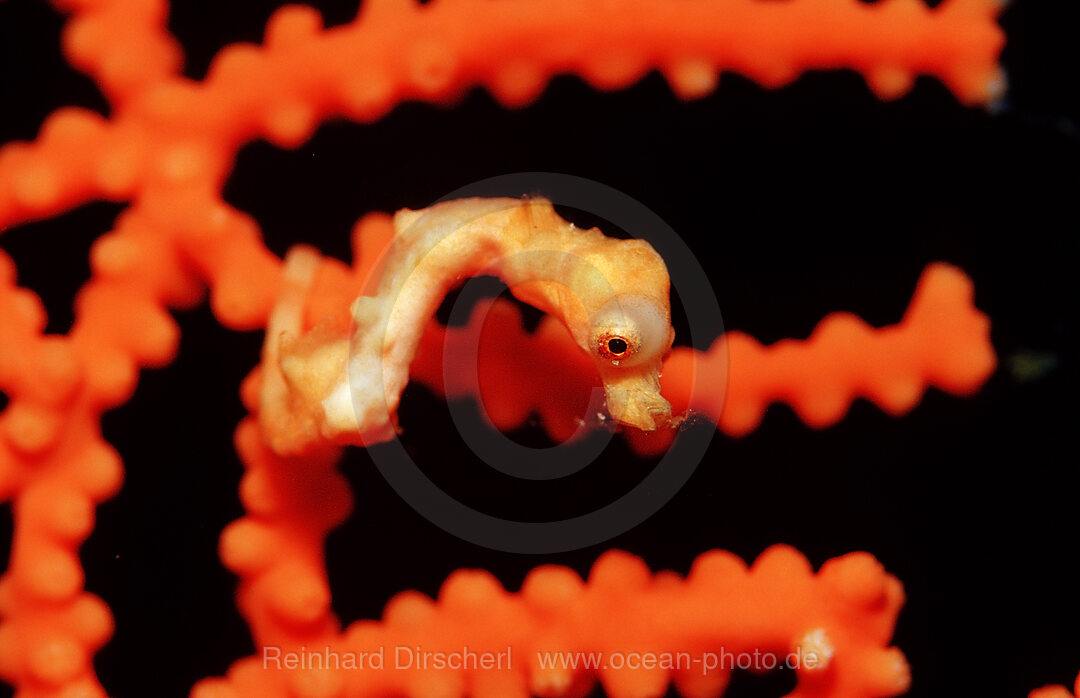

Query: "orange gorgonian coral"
left=4, top=0, right=1074, bottom=696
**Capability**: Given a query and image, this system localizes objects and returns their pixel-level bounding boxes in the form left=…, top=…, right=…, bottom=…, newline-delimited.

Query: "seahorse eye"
left=589, top=294, right=671, bottom=367
left=597, top=333, right=635, bottom=361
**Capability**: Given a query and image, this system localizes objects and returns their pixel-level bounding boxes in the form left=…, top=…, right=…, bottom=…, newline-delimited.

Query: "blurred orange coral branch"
left=1031, top=677, right=1080, bottom=698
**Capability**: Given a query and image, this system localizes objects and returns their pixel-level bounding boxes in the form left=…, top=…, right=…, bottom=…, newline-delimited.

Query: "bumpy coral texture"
left=209, top=542, right=912, bottom=698
left=0, top=0, right=1016, bottom=696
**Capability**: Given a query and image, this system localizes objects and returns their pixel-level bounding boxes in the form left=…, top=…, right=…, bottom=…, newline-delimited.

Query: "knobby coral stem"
left=201, top=543, right=911, bottom=698
left=409, top=262, right=997, bottom=455
left=0, top=217, right=181, bottom=696
left=1, top=0, right=1004, bottom=230
left=1030, top=678, right=1080, bottom=698
left=672, top=262, right=996, bottom=436
left=57, top=0, right=182, bottom=102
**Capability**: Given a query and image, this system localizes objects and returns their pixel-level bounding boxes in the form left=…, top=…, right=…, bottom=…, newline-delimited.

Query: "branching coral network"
left=209, top=541, right=912, bottom=697
left=0, top=0, right=1041, bottom=696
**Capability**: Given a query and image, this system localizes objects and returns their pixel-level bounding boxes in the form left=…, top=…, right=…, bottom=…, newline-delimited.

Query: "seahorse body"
left=260, top=197, right=675, bottom=454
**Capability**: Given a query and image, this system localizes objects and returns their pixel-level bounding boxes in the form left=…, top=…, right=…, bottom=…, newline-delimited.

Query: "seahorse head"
left=501, top=200, right=677, bottom=431
left=585, top=290, right=674, bottom=431
left=549, top=227, right=675, bottom=431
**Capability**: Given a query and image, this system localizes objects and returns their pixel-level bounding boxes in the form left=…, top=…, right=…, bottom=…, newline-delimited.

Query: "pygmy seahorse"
left=259, top=197, right=675, bottom=454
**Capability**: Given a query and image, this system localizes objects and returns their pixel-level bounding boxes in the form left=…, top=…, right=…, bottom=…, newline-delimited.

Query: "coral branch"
left=1, top=0, right=1005, bottom=230
left=410, top=262, right=996, bottom=453
left=1031, top=676, right=1080, bottom=698
left=0, top=229, right=179, bottom=696
left=58, top=0, right=182, bottom=102
left=198, top=544, right=909, bottom=698
left=677, top=261, right=996, bottom=436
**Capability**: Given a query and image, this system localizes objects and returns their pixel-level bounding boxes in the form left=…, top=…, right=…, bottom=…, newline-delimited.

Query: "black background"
left=0, top=0, right=1077, bottom=696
